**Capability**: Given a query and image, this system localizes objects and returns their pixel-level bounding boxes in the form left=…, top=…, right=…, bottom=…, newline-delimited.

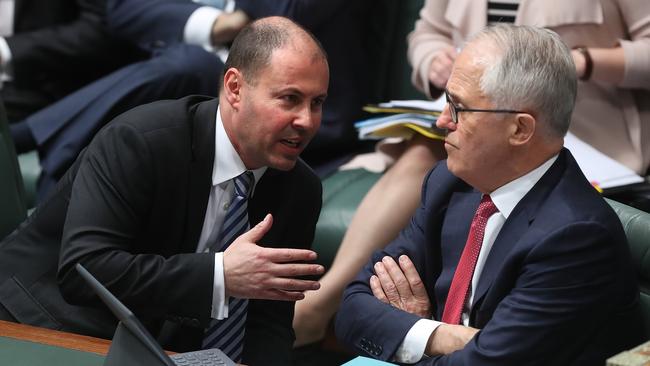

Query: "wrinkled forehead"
left=447, top=41, right=500, bottom=100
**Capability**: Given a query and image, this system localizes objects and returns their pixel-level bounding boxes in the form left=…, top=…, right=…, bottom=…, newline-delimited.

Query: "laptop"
left=75, top=263, right=236, bottom=366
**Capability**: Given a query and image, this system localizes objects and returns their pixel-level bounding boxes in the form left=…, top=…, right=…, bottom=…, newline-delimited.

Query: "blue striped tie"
left=203, top=171, right=254, bottom=362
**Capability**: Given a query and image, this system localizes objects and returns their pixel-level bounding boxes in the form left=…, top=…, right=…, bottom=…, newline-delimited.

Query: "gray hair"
left=474, top=24, right=576, bottom=138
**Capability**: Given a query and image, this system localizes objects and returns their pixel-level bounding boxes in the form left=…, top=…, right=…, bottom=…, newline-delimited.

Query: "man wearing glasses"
left=336, top=24, right=641, bottom=365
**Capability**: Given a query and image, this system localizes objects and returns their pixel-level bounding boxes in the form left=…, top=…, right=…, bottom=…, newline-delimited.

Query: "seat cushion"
left=312, top=169, right=381, bottom=268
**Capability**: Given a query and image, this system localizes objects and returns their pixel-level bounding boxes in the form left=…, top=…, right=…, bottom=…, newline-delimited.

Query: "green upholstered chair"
left=606, top=198, right=650, bottom=341
left=0, top=99, right=27, bottom=239
left=17, top=151, right=40, bottom=208
left=312, top=169, right=381, bottom=268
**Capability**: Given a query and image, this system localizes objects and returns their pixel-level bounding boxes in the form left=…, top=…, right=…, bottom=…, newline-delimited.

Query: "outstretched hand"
left=370, top=255, right=432, bottom=318
left=223, top=214, right=324, bottom=301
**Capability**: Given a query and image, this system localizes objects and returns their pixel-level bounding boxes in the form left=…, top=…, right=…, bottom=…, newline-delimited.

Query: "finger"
left=370, top=275, right=389, bottom=304
left=264, top=277, right=321, bottom=292
left=263, top=247, right=318, bottom=263
left=441, top=45, right=458, bottom=61
left=374, top=260, right=400, bottom=305
left=398, top=255, right=428, bottom=298
left=239, top=213, right=273, bottom=242
left=429, top=58, right=452, bottom=90
left=438, top=55, right=454, bottom=74
left=382, top=256, right=413, bottom=299
left=269, top=262, right=325, bottom=278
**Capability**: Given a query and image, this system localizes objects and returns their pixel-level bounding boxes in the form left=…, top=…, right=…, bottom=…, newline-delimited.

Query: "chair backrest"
left=0, top=98, right=27, bottom=239
left=606, top=198, right=650, bottom=340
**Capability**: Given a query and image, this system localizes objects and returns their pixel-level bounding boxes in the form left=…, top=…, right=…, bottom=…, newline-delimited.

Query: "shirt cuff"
left=394, top=319, right=442, bottom=364
left=184, top=6, right=223, bottom=49
left=211, top=252, right=229, bottom=319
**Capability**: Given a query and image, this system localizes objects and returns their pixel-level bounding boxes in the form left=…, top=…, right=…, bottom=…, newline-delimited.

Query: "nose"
left=292, top=105, right=319, bottom=132
left=436, top=104, right=456, bottom=131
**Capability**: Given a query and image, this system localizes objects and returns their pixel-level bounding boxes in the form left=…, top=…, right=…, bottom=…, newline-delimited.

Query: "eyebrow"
left=445, top=88, right=461, bottom=105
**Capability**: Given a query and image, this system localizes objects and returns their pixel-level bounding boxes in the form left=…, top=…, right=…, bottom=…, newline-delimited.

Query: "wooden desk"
left=0, top=320, right=111, bottom=355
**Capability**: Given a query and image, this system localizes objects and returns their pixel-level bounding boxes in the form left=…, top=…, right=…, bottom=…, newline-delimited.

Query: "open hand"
left=370, top=255, right=432, bottom=318
left=223, top=214, right=324, bottom=301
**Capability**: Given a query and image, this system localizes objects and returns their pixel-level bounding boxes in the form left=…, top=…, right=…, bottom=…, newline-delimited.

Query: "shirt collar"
left=213, top=105, right=267, bottom=190
left=489, top=154, right=558, bottom=219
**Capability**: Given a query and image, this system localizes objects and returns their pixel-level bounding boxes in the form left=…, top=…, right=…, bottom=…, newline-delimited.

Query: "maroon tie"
left=442, top=195, right=498, bottom=324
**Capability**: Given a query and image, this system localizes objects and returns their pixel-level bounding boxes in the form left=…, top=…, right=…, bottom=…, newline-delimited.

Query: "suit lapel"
left=436, top=190, right=481, bottom=315
left=471, top=150, right=569, bottom=312
left=181, top=99, right=219, bottom=253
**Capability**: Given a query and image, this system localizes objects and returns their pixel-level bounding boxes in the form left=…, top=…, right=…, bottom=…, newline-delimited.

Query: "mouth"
left=444, top=139, right=458, bottom=149
left=280, top=138, right=303, bottom=150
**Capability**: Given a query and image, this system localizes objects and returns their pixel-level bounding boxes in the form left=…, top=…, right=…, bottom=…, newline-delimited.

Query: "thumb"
left=241, top=213, right=273, bottom=243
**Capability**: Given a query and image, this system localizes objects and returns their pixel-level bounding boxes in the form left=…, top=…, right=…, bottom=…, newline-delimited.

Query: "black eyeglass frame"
left=444, top=89, right=527, bottom=124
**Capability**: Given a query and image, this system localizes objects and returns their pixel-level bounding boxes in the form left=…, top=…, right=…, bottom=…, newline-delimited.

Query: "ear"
left=508, top=113, right=535, bottom=146
left=223, top=68, right=243, bottom=109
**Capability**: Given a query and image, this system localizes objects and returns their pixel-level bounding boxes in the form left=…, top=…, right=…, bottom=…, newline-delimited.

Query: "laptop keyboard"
left=170, top=349, right=236, bottom=366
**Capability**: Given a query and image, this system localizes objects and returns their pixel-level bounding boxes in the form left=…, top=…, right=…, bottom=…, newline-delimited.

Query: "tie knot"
left=477, top=195, right=498, bottom=219
left=233, top=171, right=254, bottom=198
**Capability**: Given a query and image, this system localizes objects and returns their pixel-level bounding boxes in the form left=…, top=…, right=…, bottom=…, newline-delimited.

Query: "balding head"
left=223, top=16, right=328, bottom=87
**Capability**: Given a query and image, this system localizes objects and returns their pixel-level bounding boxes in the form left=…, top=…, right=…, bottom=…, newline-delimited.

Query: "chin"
left=269, top=158, right=298, bottom=171
left=447, top=160, right=467, bottom=180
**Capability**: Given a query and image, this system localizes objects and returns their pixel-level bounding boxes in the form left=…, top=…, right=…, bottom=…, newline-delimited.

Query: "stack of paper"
left=363, top=98, right=445, bottom=116
left=357, top=97, right=446, bottom=141
left=355, top=113, right=445, bottom=140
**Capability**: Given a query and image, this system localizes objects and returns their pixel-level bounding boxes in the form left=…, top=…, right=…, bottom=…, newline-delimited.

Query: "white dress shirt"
left=395, top=155, right=559, bottom=363
left=195, top=106, right=266, bottom=320
left=184, top=0, right=235, bottom=63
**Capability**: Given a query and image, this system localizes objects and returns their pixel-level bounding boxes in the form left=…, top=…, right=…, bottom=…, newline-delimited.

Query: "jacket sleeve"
left=6, top=0, right=126, bottom=84
left=336, top=168, right=442, bottom=361
left=106, top=0, right=200, bottom=51
left=57, top=120, right=215, bottom=324
left=617, top=0, right=650, bottom=89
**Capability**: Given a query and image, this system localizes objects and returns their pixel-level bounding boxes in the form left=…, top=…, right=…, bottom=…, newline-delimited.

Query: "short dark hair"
left=222, top=16, right=327, bottom=86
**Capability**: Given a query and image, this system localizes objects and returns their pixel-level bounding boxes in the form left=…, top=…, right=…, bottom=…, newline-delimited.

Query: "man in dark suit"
left=335, top=24, right=642, bottom=365
left=0, top=0, right=141, bottom=122
left=14, top=0, right=369, bottom=201
left=0, top=16, right=327, bottom=365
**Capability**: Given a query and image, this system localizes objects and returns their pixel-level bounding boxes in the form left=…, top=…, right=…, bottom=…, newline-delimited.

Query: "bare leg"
left=293, top=136, right=446, bottom=346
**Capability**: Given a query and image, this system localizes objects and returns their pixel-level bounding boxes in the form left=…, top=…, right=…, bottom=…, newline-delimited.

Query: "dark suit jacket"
left=3, top=0, right=141, bottom=119
left=0, top=96, right=322, bottom=365
left=335, top=149, right=642, bottom=365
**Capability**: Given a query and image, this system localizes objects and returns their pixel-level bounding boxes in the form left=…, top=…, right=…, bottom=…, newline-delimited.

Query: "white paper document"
left=564, top=133, right=644, bottom=189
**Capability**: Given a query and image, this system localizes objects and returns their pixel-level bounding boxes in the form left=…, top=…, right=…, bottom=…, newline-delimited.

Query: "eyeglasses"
left=444, top=90, right=526, bottom=124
